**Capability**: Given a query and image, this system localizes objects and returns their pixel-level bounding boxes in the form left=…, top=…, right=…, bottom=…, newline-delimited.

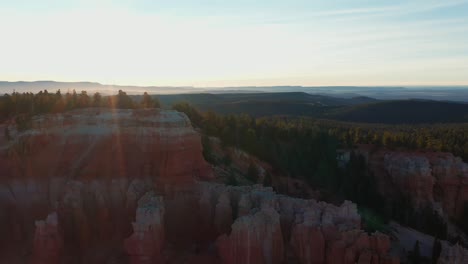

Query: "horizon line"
left=1, top=80, right=468, bottom=89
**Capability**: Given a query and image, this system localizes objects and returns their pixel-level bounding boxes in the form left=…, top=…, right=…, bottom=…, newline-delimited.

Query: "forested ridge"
left=173, top=102, right=458, bottom=239
left=173, top=102, right=468, bottom=163
left=0, top=89, right=160, bottom=122
left=328, top=99, right=468, bottom=124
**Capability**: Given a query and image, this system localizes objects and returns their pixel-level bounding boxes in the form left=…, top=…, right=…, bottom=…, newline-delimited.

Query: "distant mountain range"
left=1, top=81, right=468, bottom=102
left=1, top=81, right=468, bottom=124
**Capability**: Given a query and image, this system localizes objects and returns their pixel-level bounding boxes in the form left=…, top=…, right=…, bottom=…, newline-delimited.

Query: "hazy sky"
left=1, top=0, right=468, bottom=87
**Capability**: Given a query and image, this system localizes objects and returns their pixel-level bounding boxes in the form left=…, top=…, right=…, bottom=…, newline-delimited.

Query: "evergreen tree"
left=432, top=238, right=442, bottom=264
left=263, top=171, right=272, bottom=187
left=4, top=126, right=11, bottom=141
left=117, top=90, right=134, bottom=109
left=247, top=162, right=259, bottom=183
left=201, top=134, right=216, bottom=164
left=141, top=92, right=155, bottom=108
left=92, top=92, right=102, bottom=107
left=226, top=171, right=238, bottom=186
left=409, top=240, right=422, bottom=264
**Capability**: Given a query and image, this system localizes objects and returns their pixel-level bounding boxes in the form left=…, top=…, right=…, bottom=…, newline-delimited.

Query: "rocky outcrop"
left=214, top=191, right=233, bottom=235
left=290, top=203, right=397, bottom=264
left=362, top=149, right=468, bottom=220
left=0, top=108, right=212, bottom=183
left=438, top=242, right=468, bottom=264
left=428, top=153, right=468, bottom=219
left=196, top=182, right=398, bottom=264
left=124, top=192, right=165, bottom=264
left=0, top=110, right=402, bottom=263
left=217, top=205, right=284, bottom=264
left=0, top=108, right=212, bottom=262
left=383, top=153, right=435, bottom=208
left=31, top=212, right=63, bottom=264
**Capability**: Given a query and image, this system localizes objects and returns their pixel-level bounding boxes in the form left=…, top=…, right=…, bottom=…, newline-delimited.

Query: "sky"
left=0, top=0, right=468, bottom=87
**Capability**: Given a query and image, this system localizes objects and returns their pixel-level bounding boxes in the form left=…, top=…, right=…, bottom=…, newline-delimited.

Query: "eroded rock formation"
left=383, top=153, right=435, bottom=208
left=31, top=212, right=63, bottom=264
left=0, top=109, right=401, bottom=263
left=0, top=108, right=212, bottom=262
left=361, top=148, right=468, bottom=220
left=216, top=202, right=283, bottom=264
left=438, top=242, right=468, bottom=264
left=196, top=182, right=398, bottom=264
left=0, top=108, right=212, bottom=183
left=124, top=192, right=165, bottom=264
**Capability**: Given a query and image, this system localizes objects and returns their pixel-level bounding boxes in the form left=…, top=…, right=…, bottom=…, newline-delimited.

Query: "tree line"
left=0, top=89, right=161, bottom=121
left=173, top=101, right=340, bottom=190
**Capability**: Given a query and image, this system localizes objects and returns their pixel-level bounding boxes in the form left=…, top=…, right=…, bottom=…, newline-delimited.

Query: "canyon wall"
left=438, top=242, right=468, bottom=264
left=197, top=182, right=398, bottom=264
left=358, top=147, right=468, bottom=220
left=0, top=109, right=399, bottom=263
left=0, top=108, right=212, bottom=263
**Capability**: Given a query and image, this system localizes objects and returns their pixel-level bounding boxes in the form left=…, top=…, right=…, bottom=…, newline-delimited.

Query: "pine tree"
left=410, top=240, right=422, bottom=264
left=263, top=171, right=272, bottom=187
left=141, top=92, right=154, bottom=108
left=4, top=126, right=11, bottom=141
left=247, top=162, right=259, bottom=183
left=432, top=238, right=442, bottom=264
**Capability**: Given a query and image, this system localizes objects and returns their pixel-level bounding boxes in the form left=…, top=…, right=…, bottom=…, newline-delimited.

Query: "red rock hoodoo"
left=124, top=192, right=165, bottom=264
left=197, top=182, right=398, bottom=264
left=31, top=212, right=63, bottom=264
left=358, top=148, right=468, bottom=221
left=0, top=109, right=400, bottom=263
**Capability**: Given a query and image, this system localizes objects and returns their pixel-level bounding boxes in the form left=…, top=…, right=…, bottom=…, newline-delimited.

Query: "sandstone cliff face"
left=364, top=149, right=468, bottom=220
left=0, top=108, right=212, bottom=183
left=0, top=109, right=400, bottom=263
left=124, top=192, right=165, bottom=264
left=217, top=206, right=284, bottom=264
left=383, top=153, right=435, bottom=208
left=196, top=182, right=398, bottom=264
left=438, top=242, right=468, bottom=264
left=0, top=108, right=212, bottom=262
left=31, top=212, right=63, bottom=264
left=428, top=153, right=468, bottom=219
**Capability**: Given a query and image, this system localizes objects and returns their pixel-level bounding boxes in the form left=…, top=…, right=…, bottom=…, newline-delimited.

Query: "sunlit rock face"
left=0, top=108, right=212, bottom=262
left=0, top=108, right=212, bottom=183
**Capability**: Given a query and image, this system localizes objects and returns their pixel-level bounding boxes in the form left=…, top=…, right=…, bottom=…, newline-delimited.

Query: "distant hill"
left=158, top=93, right=468, bottom=124
left=0, top=81, right=198, bottom=95
left=156, top=92, right=378, bottom=117
left=2, top=81, right=468, bottom=102
left=326, top=100, right=468, bottom=124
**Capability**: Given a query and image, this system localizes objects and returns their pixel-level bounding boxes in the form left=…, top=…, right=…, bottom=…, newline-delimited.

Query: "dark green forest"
left=0, top=90, right=160, bottom=121
left=157, top=93, right=468, bottom=124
